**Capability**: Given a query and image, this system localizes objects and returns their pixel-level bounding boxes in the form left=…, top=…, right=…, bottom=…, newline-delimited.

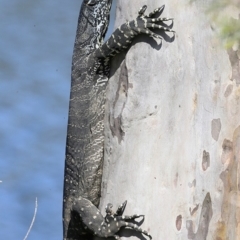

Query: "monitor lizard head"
left=77, top=0, right=112, bottom=53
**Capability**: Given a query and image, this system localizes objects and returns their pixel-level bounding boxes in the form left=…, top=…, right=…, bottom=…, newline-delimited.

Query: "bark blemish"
left=221, top=139, right=233, bottom=164
left=224, top=84, right=233, bottom=98
left=193, top=93, right=198, bottom=110
left=189, top=204, right=199, bottom=216
left=174, top=172, right=178, bottom=187
left=211, top=118, right=221, bottom=141
left=227, top=48, right=240, bottom=85
left=215, top=126, right=240, bottom=239
left=202, top=150, right=210, bottom=171
left=186, top=193, right=213, bottom=240
left=192, top=179, right=196, bottom=187
left=188, top=179, right=196, bottom=188
left=213, top=221, right=227, bottom=240
left=109, top=116, right=125, bottom=143
left=109, top=60, right=129, bottom=143
left=176, top=215, right=182, bottom=231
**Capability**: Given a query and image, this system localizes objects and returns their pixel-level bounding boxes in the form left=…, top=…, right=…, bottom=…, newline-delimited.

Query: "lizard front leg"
left=94, top=5, right=174, bottom=59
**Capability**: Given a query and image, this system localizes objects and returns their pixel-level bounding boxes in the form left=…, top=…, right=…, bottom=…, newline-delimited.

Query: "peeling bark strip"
left=109, top=60, right=128, bottom=143
left=215, top=126, right=240, bottom=240
left=62, top=1, right=174, bottom=239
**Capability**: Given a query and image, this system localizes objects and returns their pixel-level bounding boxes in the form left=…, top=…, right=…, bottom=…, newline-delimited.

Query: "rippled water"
left=0, top=1, right=116, bottom=239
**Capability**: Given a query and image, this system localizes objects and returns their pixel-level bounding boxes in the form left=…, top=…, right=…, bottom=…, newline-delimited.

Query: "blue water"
left=0, top=1, right=116, bottom=239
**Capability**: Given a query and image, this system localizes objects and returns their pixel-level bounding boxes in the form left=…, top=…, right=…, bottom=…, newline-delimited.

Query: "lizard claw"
left=138, top=5, right=147, bottom=17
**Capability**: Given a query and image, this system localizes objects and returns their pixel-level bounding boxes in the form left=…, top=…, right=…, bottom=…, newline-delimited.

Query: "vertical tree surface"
left=98, top=0, right=240, bottom=239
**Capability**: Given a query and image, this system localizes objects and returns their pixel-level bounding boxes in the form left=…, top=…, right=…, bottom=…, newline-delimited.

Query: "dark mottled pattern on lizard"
left=63, top=1, right=174, bottom=239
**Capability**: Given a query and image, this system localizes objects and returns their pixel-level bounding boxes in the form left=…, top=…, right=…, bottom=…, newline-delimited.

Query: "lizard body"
left=63, top=1, right=174, bottom=239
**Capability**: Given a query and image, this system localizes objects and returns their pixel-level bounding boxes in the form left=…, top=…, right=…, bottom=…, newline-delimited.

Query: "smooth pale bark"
left=98, top=0, right=240, bottom=239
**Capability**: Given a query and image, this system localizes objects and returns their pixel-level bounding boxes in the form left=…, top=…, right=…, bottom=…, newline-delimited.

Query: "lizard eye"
left=87, top=0, right=97, bottom=6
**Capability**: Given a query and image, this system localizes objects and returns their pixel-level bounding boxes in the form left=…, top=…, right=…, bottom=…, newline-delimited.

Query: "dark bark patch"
left=202, top=150, right=210, bottom=171
left=109, top=116, right=125, bottom=143
left=186, top=220, right=195, bottom=239
left=211, top=118, right=221, bottom=141
left=176, top=215, right=182, bottom=231
left=221, top=139, right=233, bottom=164
left=227, top=48, right=240, bottom=86
left=224, top=84, right=233, bottom=98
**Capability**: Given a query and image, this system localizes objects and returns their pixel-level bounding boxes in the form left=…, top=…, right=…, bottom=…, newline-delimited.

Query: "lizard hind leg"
left=71, top=197, right=106, bottom=237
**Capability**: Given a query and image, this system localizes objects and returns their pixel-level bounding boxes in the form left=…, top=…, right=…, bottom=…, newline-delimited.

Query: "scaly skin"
left=63, top=1, right=174, bottom=239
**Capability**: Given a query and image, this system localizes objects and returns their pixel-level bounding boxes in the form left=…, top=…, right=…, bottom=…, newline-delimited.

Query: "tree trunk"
left=99, top=0, right=240, bottom=239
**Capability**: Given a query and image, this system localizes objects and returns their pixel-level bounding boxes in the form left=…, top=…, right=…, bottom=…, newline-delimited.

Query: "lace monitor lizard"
left=63, top=1, right=174, bottom=239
